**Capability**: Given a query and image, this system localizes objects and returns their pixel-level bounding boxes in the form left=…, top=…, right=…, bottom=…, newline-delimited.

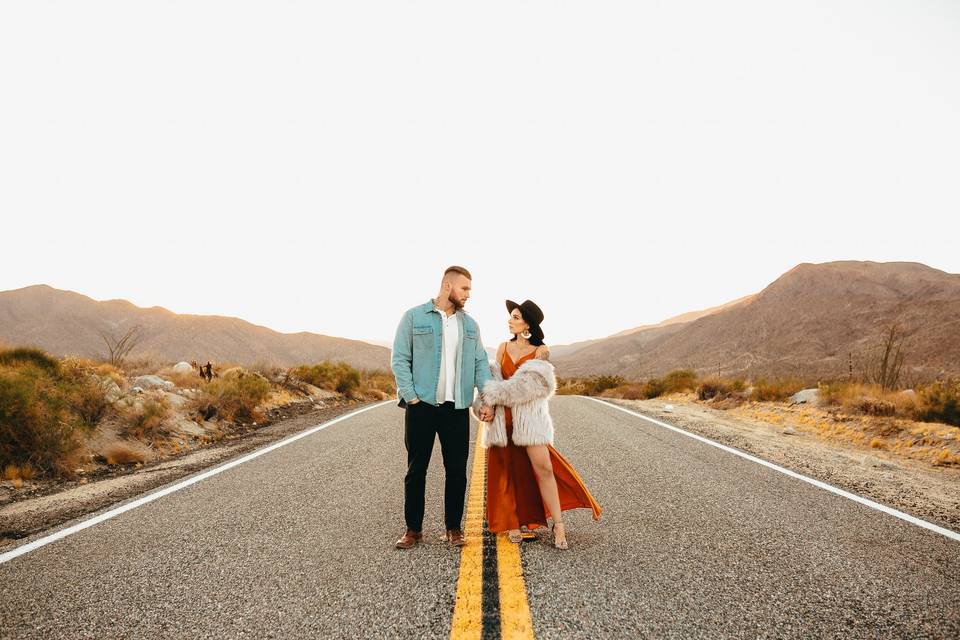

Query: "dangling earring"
left=520, top=329, right=532, bottom=340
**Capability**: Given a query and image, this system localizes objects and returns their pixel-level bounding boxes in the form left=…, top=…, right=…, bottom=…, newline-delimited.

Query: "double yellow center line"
left=450, top=424, right=535, bottom=639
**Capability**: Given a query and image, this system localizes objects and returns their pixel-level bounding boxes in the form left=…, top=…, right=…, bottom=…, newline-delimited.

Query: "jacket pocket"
left=412, top=326, right=434, bottom=351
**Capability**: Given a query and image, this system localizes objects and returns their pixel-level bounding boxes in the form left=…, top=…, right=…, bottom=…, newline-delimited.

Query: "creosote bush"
left=0, top=348, right=108, bottom=477
left=915, top=381, right=960, bottom=427
left=291, top=361, right=362, bottom=395
left=196, top=373, right=271, bottom=423
left=697, top=378, right=747, bottom=401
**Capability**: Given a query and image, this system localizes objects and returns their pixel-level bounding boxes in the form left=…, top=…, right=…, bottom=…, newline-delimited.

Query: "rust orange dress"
left=485, top=348, right=602, bottom=533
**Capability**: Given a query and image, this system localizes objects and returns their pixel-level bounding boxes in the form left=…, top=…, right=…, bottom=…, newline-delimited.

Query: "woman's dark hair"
left=510, top=333, right=545, bottom=347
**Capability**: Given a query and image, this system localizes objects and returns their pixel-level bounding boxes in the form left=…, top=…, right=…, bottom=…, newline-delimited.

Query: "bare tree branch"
left=99, top=324, right=144, bottom=368
left=863, top=323, right=906, bottom=391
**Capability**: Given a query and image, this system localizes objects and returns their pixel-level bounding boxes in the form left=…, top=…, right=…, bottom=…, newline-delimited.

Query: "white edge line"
left=0, top=400, right=393, bottom=565
left=582, top=396, right=960, bottom=543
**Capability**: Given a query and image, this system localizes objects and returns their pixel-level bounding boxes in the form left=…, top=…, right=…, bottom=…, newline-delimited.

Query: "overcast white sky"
left=2, top=1, right=958, bottom=348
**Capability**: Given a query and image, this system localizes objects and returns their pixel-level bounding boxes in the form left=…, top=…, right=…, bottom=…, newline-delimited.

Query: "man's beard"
left=450, top=295, right=466, bottom=310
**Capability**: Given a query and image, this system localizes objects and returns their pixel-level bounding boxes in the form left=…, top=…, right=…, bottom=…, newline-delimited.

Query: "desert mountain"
left=0, top=285, right=391, bottom=370
left=549, top=295, right=754, bottom=359
left=553, top=262, right=960, bottom=381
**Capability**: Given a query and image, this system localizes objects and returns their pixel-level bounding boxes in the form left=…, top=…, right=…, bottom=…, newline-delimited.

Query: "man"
left=391, top=265, right=495, bottom=549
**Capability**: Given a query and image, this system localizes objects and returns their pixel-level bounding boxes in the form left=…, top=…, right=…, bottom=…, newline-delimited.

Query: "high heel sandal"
left=550, top=521, right=569, bottom=550
left=507, top=529, right=523, bottom=543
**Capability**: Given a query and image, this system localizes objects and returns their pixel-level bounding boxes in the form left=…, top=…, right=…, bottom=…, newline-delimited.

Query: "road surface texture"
left=1, top=397, right=957, bottom=639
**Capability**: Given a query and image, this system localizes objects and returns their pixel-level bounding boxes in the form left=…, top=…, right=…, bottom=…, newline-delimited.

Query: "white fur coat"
left=472, top=357, right=556, bottom=447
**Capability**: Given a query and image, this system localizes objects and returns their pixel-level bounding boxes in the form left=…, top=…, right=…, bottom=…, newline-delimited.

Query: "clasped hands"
left=478, top=403, right=495, bottom=422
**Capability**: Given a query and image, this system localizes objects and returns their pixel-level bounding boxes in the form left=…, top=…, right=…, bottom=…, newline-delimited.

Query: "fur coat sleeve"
left=473, top=358, right=556, bottom=447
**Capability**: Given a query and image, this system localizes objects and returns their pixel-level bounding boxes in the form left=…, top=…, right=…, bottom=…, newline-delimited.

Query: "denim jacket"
left=391, top=299, right=491, bottom=410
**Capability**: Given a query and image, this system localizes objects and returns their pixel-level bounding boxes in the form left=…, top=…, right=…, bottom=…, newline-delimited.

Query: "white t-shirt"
left=436, top=309, right=459, bottom=403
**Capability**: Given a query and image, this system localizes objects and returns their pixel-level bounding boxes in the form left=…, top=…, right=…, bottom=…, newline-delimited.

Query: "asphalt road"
left=1, top=397, right=958, bottom=639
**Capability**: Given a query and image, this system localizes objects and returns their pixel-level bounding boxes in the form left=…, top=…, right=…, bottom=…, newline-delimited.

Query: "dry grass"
left=357, top=369, right=396, bottom=400
left=156, top=366, right=204, bottom=389
left=818, top=382, right=917, bottom=417
left=556, top=378, right=588, bottom=395
left=749, top=378, right=806, bottom=402
left=102, top=441, right=148, bottom=465
left=119, top=356, right=167, bottom=377
left=61, top=356, right=125, bottom=387
left=738, top=405, right=960, bottom=467
left=261, top=388, right=299, bottom=411
left=3, top=462, right=37, bottom=481
left=118, top=395, right=172, bottom=439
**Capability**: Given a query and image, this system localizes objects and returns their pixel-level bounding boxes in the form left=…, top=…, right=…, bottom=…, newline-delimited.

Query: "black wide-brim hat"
left=506, top=299, right=545, bottom=343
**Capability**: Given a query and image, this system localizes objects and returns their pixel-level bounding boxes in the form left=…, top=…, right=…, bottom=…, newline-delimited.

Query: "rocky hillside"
left=0, top=285, right=391, bottom=370
left=553, top=262, right=960, bottom=381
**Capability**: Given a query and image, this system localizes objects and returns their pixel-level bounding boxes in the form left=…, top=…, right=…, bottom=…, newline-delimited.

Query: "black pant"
left=403, top=401, right=470, bottom=532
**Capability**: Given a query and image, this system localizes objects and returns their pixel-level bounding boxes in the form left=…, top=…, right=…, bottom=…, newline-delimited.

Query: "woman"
left=474, top=299, right=601, bottom=549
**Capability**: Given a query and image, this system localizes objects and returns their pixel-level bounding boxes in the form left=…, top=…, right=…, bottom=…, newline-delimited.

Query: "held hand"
left=478, top=404, right=494, bottom=422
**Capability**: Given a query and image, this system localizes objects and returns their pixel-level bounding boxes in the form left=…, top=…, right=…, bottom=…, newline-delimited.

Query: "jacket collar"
left=426, top=298, right=463, bottom=318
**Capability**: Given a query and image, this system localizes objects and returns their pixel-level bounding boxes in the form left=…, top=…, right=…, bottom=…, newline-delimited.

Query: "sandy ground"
left=0, top=398, right=379, bottom=552
left=605, top=396, right=960, bottom=533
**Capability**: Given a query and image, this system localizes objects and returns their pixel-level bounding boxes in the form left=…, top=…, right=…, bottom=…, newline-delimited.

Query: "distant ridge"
left=0, top=285, right=391, bottom=370
left=550, top=294, right=755, bottom=359
left=553, top=261, right=960, bottom=381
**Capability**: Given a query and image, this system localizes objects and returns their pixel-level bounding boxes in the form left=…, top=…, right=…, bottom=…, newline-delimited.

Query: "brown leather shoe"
left=395, top=530, right=422, bottom=549
left=446, top=529, right=465, bottom=547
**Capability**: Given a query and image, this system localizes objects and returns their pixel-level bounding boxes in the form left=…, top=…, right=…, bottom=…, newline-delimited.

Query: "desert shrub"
left=579, top=375, right=625, bottom=396
left=556, top=378, right=587, bottom=396
left=197, top=374, right=271, bottom=423
left=291, top=361, right=362, bottom=395
left=119, top=395, right=172, bottom=439
left=601, top=383, right=646, bottom=400
left=818, top=382, right=918, bottom=418
left=0, top=362, right=84, bottom=475
left=59, top=358, right=113, bottom=427
left=601, top=378, right=668, bottom=400
left=0, top=347, right=61, bottom=374
left=358, top=369, right=396, bottom=399
left=662, top=369, right=698, bottom=394
left=640, top=378, right=666, bottom=399
left=749, top=379, right=805, bottom=402
left=915, top=382, right=960, bottom=427
left=698, top=379, right=735, bottom=400
left=250, top=361, right=284, bottom=381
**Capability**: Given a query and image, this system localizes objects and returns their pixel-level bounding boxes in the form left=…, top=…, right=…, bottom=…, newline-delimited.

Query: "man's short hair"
left=444, top=265, right=472, bottom=280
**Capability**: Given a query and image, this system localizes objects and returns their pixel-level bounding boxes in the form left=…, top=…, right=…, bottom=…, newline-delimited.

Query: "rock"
left=663, top=404, right=674, bottom=413
left=94, top=375, right=123, bottom=403
left=132, top=375, right=175, bottom=391
left=782, top=427, right=797, bottom=435
left=303, top=383, right=338, bottom=400
left=172, top=361, right=194, bottom=373
left=789, top=388, right=819, bottom=405
left=162, top=391, right=190, bottom=409
left=130, top=386, right=145, bottom=394
left=172, top=417, right=206, bottom=437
